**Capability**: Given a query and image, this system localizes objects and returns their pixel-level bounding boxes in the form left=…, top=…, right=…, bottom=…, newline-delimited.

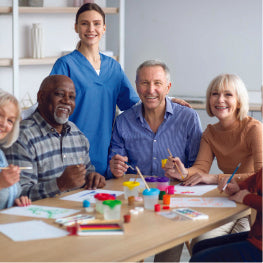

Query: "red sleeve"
left=243, top=193, right=262, bottom=212
left=239, top=168, right=262, bottom=212
left=238, top=173, right=257, bottom=192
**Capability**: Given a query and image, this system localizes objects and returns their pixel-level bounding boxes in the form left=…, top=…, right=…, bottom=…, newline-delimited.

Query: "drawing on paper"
left=0, top=205, right=79, bottom=219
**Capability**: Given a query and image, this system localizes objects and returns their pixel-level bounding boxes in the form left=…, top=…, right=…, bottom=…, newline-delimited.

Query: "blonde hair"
left=206, top=74, right=249, bottom=120
left=0, top=89, right=21, bottom=148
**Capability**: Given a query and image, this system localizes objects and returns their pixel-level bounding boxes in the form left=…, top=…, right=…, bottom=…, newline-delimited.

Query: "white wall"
left=1, top=0, right=262, bottom=105
left=123, top=0, right=262, bottom=101
left=0, top=0, right=105, bottom=106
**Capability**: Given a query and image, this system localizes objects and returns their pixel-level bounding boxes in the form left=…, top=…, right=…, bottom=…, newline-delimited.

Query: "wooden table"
left=0, top=176, right=251, bottom=262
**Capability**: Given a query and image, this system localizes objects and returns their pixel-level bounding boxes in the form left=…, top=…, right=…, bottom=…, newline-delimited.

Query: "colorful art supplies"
left=102, top=200, right=122, bottom=220
left=123, top=181, right=140, bottom=199
left=145, top=176, right=158, bottom=188
left=163, top=194, right=171, bottom=205
left=55, top=214, right=95, bottom=226
left=67, top=221, right=124, bottom=236
left=94, top=193, right=115, bottom=214
left=166, top=185, right=175, bottom=195
left=82, top=200, right=94, bottom=212
left=222, top=162, right=241, bottom=192
left=125, top=161, right=135, bottom=171
left=173, top=208, right=209, bottom=220
left=142, top=188, right=160, bottom=210
left=135, top=166, right=150, bottom=190
left=167, top=148, right=185, bottom=179
left=156, top=176, right=169, bottom=191
left=161, top=158, right=167, bottom=168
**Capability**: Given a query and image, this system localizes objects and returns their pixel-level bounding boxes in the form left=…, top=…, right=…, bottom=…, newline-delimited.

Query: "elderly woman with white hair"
left=164, top=73, right=262, bottom=251
left=0, top=89, right=31, bottom=209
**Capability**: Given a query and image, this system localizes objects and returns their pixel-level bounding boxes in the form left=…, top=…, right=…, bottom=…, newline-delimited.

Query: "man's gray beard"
left=54, top=112, right=68, bottom=124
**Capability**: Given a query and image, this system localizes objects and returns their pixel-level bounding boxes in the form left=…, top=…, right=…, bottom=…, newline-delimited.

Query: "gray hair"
left=136, top=60, right=171, bottom=84
left=206, top=74, right=249, bottom=120
left=0, top=89, right=21, bottom=148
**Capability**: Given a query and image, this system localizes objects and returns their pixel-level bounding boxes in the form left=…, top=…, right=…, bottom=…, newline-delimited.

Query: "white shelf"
left=0, top=1, right=124, bottom=98
left=0, top=7, right=118, bottom=14
left=0, top=56, right=118, bottom=67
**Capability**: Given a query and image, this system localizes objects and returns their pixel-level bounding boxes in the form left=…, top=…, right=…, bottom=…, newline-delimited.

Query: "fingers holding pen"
left=57, top=164, right=86, bottom=192
left=85, top=172, right=106, bottom=190
left=110, top=154, right=128, bottom=178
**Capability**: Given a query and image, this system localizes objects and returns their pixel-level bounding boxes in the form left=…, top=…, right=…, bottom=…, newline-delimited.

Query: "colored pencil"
left=222, top=163, right=241, bottom=191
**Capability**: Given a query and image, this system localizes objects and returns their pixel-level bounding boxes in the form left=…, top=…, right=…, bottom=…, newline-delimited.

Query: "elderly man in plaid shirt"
left=5, top=75, right=105, bottom=201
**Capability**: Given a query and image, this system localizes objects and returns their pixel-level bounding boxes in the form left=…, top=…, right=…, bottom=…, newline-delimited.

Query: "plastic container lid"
left=83, top=200, right=90, bottom=208
left=157, top=177, right=169, bottom=183
left=154, top=204, right=161, bottom=212
left=142, top=188, right=160, bottom=196
left=159, top=190, right=166, bottom=200
left=102, top=200, right=122, bottom=209
left=94, top=193, right=115, bottom=201
left=123, top=181, right=140, bottom=190
left=161, top=159, right=168, bottom=168
left=145, top=177, right=158, bottom=182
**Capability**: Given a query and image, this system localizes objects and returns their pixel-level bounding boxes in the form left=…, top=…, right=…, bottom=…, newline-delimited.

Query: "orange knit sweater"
left=188, top=116, right=262, bottom=182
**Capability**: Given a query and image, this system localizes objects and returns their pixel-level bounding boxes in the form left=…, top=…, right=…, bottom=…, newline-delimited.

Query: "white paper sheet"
left=0, top=220, right=68, bottom=241
left=60, top=189, right=124, bottom=202
left=173, top=183, right=217, bottom=196
left=0, top=205, right=79, bottom=219
left=170, top=197, right=236, bottom=207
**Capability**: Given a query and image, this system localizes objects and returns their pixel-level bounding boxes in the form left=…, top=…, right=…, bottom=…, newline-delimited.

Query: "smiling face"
left=209, top=84, right=239, bottom=123
left=75, top=10, right=106, bottom=48
left=0, top=101, right=18, bottom=141
left=136, top=66, right=171, bottom=114
left=38, top=76, right=76, bottom=131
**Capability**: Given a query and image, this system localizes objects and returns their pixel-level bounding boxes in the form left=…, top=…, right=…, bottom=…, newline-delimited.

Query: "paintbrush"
left=135, top=166, right=150, bottom=190
left=167, top=148, right=185, bottom=180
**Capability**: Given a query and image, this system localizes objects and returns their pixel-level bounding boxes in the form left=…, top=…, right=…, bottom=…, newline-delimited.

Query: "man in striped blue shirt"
left=107, top=60, right=202, bottom=179
left=5, top=75, right=105, bottom=201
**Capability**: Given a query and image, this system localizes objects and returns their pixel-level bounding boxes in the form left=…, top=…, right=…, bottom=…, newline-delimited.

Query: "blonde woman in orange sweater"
left=164, top=73, right=262, bottom=250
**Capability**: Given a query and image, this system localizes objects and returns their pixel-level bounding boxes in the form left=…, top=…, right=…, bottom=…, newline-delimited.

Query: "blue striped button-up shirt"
left=4, top=110, right=95, bottom=201
left=107, top=98, right=202, bottom=179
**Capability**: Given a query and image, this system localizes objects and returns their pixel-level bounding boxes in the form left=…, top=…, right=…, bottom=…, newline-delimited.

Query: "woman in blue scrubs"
left=50, top=3, right=139, bottom=177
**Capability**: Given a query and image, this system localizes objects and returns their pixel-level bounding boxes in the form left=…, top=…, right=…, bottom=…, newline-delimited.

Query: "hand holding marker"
left=222, top=163, right=241, bottom=192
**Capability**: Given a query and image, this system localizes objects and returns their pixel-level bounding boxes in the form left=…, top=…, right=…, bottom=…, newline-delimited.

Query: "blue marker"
left=79, top=190, right=96, bottom=198
left=222, top=163, right=241, bottom=191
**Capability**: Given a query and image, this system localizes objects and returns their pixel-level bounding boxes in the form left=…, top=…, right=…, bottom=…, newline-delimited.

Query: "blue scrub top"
left=50, top=50, right=139, bottom=176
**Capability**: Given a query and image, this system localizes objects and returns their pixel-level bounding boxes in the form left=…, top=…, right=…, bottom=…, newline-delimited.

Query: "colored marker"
left=222, top=163, right=241, bottom=191
left=79, top=190, right=96, bottom=198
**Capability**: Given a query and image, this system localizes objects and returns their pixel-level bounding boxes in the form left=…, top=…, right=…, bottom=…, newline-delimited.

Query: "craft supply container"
left=123, top=181, right=140, bottom=199
left=94, top=193, right=115, bottom=214
left=145, top=176, right=158, bottom=189
left=142, top=188, right=160, bottom=210
left=102, top=200, right=122, bottom=220
left=166, top=185, right=175, bottom=194
left=156, top=177, right=169, bottom=191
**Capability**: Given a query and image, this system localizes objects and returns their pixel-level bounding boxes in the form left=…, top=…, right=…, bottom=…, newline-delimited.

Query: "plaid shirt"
left=4, top=110, right=95, bottom=201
